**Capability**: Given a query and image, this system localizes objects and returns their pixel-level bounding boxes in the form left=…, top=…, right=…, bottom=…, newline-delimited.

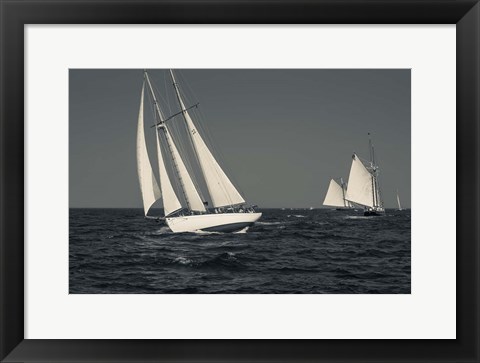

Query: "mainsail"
left=170, top=70, right=245, bottom=208
left=323, top=179, right=347, bottom=207
left=136, top=82, right=161, bottom=215
left=345, top=154, right=376, bottom=208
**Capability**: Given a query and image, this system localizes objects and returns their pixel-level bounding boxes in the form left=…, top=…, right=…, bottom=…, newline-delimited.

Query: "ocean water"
left=69, top=208, right=410, bottom=294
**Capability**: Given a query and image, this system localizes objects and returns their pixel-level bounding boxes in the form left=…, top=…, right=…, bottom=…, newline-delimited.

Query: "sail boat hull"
left=364, top=210, right=381, bottom=216
left=363, top=208, right=385, bottom=216
left=166, top=212, right=262, bottom=233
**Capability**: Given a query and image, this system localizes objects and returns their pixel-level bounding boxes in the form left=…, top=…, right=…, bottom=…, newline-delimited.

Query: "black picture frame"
left=1, top=1, right=478, bottom=362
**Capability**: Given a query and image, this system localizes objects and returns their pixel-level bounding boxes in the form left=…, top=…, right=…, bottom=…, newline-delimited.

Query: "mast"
left=168, top=70, right=205, bottom=188
left=369, top=133, right=378, bottom=208
left=169, top=70, right=205, bottom=208
left=145, top=71, right=191, bottom=210
left=340, top=178, right=347, bottom=207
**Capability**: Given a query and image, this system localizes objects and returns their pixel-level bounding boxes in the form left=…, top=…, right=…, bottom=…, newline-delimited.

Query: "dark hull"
left=364, top=210, right=383, bottom=216
left=202, top=221, right=254, bottom=233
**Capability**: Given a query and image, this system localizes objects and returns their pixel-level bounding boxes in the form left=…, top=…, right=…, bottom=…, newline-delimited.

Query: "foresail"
left=323, top=179, right=345, bottom=207
left=170, top=70, right=245, bottom=208
left=345, top=154, right=375, bottom=208
left=164, top=126, right=206, bottom=212
left=185, top=112, right=245, bottom=208
left=156, top=130, right=182, bottom=217
left=136, top=83, right=161, bottom=216
left=397, top=192, right=402, bottom=210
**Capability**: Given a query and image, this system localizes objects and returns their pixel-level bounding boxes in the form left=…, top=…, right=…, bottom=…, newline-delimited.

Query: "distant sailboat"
left=396, top=190, right=403, bottom=211
left=345, top=135, right=385, bottom=216
left=137, top=70, right=262, bottom=232
left=323, top=178, right=353, bottom=210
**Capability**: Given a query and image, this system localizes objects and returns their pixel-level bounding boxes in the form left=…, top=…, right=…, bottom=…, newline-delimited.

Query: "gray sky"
left=69, top=69, right=410, bottom=208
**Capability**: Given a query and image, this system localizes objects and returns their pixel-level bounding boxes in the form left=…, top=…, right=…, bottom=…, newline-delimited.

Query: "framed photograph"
left=1, top=0, right=478, bottom=362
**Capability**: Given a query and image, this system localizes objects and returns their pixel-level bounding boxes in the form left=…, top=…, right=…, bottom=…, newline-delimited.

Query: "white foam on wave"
left=287, top=214, right=306, bottom=218
left=234, top=226, right=250, bottom=234
left=225, top=252, right=237, bottom=259
left=173, top=256, right=193, bottom=265
left=193, top=227, right=249, bottom=234
left=154, top=226, right=171, bottom=234
left=145, top=226, right=172, bottom=236
left=191, top=230, right=222, bottom=235
left=257, top=221, right=283, bottom=226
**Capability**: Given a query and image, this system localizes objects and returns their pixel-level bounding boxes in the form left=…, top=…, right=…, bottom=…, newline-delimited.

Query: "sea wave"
left=69, top=208, right=411, bottom=294
left=172, top=256, right=193, bottom=265
left=256, top=221, right=283, bottom=226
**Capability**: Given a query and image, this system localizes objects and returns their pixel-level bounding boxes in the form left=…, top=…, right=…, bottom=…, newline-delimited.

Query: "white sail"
left=397, top=191, right=402, bottom=210
left=155, top=130, right=182, bottom=216
left=170, top=70, right=245, bottom=208
left=323, top=179, right=346, bottom=207
left=136, top=82, right=161, bottom=216
left=345, top=154, right=375, bottom=208
left=343, top=182, right=354, bottom=208
left=164, top=126, right=206, bottom=212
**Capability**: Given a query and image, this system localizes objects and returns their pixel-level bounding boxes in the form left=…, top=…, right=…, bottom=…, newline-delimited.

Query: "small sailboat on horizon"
left=345, top=134, right=385, bottom=216
left=136, top=70, right=261, bottom=232
left=396, top=190, right=403, bottom=211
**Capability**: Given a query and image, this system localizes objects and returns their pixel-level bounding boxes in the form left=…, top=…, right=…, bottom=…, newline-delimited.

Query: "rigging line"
left=150, top=104, right=200, bottom=128
left=146, top=71, right=189, bottom=210
left=146, top=75, right=186, bottom=208
left=166, top=87, right=208, bottom=208
left=187, top=94, right=235, bottom=207
left=375, top=174, right=383, bottom=207
left=164, top=72, right=171, bottom=116
left=165, top=72, right=206, bottom=204
left=370, top=144, right=383, bottom=208
left=199, top=115, right=245, bottom=203
left=151, top=98, right=177, bottom=202
left=181, top=73, right=246, bottom=205
left=145, top=82, right=163, bottom=185
left=165, top=122, right=207, bottom=205
left=160, top=131, right=186, bottom=208
left=170, top=69, right=213, bottom=205
left=151, top=77, right=171, bottom=122
left=162, top=126, right=191, bottom=210
left=173, top=97, right=208, bottom=203
left=150, top=86, right=185, bottom=207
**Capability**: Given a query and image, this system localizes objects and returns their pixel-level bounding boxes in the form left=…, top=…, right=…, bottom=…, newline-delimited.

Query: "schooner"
left=136, top=70, right=261, bottom=232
